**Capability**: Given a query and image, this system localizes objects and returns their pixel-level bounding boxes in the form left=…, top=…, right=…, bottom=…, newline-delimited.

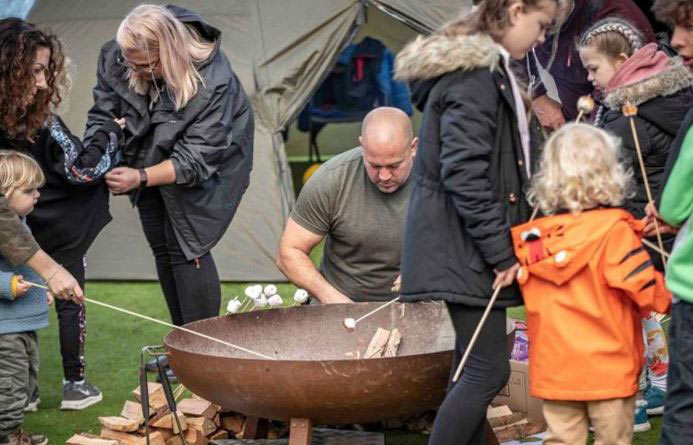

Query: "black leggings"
left=136, top=187, right=221, bottom=326
left=428, top=303, right=510, bottom=445
left=56, top=258, right=86, bottom=381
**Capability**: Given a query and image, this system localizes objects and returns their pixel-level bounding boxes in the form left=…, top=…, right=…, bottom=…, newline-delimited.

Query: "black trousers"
left=56, top=258, right=86, bottom=381
left=136, top=187, right=221, bottom=326
left=428, top=303, right=510, bottom=445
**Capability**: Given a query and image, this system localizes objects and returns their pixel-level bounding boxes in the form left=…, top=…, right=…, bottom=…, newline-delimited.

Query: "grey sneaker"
left=60, top=380, right=102, bottom=410
left=0, top=429, right=48, bottom=445
left=24, top=389, right=40, bottom=413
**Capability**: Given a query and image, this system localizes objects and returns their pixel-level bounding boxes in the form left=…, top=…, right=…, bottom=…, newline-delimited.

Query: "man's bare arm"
left=276, top=217, right=352, bottom=304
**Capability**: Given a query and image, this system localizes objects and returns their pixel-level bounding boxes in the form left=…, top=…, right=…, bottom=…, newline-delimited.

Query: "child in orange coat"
left=511, top=123, right=671, bottom=445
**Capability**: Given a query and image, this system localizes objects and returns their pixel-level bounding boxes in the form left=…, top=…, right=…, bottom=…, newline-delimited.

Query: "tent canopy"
left=25, top=0, right=469, bottom=281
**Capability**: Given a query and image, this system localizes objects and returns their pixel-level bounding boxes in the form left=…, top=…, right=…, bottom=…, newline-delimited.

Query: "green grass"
left=23, top=282, right=664, bottom=445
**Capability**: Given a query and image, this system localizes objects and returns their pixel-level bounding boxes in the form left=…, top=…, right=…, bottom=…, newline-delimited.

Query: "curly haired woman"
left=0, top=17, right=124, bottom=412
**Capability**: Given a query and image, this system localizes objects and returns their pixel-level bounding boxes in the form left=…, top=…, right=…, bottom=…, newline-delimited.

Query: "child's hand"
left=14, top=275, right=30, bottom=298
left=47, top=292, right=54, bottom=306
left=493, top=263, right=521, bottom=289
left=114, top=117, right=126, bottom=129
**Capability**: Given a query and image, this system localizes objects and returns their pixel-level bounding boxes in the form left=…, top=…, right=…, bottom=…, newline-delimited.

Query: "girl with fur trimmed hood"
left=394, top=0, right=559, bottom=443
left=577, top=16, right=692, bottom=431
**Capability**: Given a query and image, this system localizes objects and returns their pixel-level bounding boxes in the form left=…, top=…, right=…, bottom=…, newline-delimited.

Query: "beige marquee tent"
left=23, top=0, right=471, bottom=280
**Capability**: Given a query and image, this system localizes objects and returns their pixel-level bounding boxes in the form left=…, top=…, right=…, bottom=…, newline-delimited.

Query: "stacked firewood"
left=487, top=405, right=546, bottom=443
left=66, top=383, right=284, bottom=445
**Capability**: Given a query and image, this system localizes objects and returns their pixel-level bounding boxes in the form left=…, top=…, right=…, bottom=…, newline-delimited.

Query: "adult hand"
left=47, top=267, right=84, bottom=304
left=106, top=167, right=141, bottom=195
left=493, top=262, right=521, bottom=290
left=532, top=95, right=566, bottom=132
left=114, top=117, right=126, bottom=129
left=46, top=292, right=54, bottom=306
left=14, top=275, right=30, bottom=298
left=642, top=216, right=678, bottom=238
left=391, top=274, right=401, bottom=293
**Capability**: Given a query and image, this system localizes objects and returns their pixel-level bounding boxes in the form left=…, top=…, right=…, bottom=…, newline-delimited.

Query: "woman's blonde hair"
left=528, top=123, right=633, bottom=215
left=0, top=150, right=45, bottom=196
left=116, top=4, right=215, bottom=110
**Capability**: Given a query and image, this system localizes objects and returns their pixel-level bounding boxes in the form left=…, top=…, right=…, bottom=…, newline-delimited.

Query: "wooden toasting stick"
left=575, top=95, right=595, bottom=123
left=622, top=102, right=668, bottom=267
left=343, top=296, right=401, bottom=332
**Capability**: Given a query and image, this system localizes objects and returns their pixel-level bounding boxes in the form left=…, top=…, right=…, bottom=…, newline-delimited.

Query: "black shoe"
left=155, top=367, right=177, bottom=384
left=145, top=355, right=169, bottom=372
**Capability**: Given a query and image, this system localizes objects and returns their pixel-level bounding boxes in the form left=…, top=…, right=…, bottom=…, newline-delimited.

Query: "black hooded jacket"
left=394, top=33, right=532, bottom=307
left=84, top=5, right=254, bottom=260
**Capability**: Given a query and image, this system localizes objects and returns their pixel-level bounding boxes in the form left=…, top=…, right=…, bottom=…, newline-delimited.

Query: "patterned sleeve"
left=48, top=115, right=121, bottom=184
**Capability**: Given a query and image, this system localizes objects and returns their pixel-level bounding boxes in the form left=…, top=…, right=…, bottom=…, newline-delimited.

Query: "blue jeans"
left=660, top=300, right=693, bottom=445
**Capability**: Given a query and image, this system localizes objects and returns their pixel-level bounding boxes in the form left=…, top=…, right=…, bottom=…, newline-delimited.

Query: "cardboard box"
left=492, top=359, right=543, bottom=424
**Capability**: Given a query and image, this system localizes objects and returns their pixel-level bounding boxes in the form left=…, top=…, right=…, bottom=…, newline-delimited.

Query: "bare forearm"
left=145, top=160, right=176, bottom=187
left=25, top=249, right=60, bottom=280
left=277, top=247, right=351, bottom=304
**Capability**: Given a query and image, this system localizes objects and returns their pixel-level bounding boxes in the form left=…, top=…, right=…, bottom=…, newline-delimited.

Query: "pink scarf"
left=607, top=43, right=671, bottom=91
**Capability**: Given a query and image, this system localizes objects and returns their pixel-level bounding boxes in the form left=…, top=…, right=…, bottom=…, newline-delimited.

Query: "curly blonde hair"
left=528, top=123, right=633, bottom=215
left=0, top=150, right=45, bottom=196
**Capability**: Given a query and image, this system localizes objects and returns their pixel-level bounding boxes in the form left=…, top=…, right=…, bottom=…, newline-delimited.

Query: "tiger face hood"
left=511, top=209, right=643, bottom=286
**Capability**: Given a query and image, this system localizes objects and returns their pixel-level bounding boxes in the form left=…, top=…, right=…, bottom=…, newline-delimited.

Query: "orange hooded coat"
left=511, top=208, right=670, bottom=401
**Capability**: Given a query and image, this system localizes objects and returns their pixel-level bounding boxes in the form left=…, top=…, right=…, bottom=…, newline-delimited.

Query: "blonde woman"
left=85, top=4, right=254, bottom=374
left=511, top=123, right=670, bottom=444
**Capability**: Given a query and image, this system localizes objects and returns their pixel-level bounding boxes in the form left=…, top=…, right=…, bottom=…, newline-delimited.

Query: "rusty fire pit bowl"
left=164, top=301, right=454, bottom=425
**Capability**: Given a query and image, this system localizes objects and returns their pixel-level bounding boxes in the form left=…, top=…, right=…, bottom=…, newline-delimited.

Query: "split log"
left=494, top=421, right=546, bottom=443
left=186, top=416, right=216, bottom=437
left=100, top=428, right=165, bottom=445
left=183, top=426, right=208, bottom=445
left=365, top=328, right=391, bottom=358
left=149, top=410, right=187, bottom=434
left=98, top=416, right=140, bottom=433
left=487, top=405, right=513, bottom=419
left=219, top=413, right=245, bottom=434
left=383, top=328, right=401, bottom=357
left=177, top=398, right=220, bottom=420
left=489, top=412, right=526, bottom=428
left=132, top=383, right=167, bottom=411
left=208, top=429, right=229, bottom=441
left=66, top=433, right=119, bottom=445
left=121, top=400, right=146, bottom=425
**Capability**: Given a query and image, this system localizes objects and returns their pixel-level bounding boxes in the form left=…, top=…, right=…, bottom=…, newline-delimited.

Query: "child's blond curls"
left=528, top=123, right=633, bottom=215
left=0, top=150, right=45, bottom=196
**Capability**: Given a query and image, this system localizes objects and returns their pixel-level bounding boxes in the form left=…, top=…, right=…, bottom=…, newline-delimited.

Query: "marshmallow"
left=343, top=318, right=356, bottom=331
left=577, top=95, right=595, bottom=114
left=226, top=299, right=242, bottom=314
left=244, top=285, right=262, bottom=300
left=263, top=284, right=278, bottom=296
left=293, top=289, right=309, bottom=304
left=268, top=294, right=283, bottom=306
left=255, top=294, right=268, bottom=308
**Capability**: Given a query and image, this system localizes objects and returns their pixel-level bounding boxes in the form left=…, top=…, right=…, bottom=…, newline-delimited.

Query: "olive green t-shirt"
left=291, top=147, right=412, bottom=302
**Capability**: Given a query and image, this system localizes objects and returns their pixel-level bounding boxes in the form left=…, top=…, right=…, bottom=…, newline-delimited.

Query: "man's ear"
left=411, top=137, right=419, bottom=157
left=358, top=136, right=364, bottom=147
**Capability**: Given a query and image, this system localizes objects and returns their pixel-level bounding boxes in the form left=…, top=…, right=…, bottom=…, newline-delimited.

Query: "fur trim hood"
left=603, top=58, right=693, bottom=110
left=394, top=33, right=501, bottom=82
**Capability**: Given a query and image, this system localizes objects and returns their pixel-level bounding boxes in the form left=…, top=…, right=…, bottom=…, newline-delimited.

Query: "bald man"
left=277, top=107, right=417, bottom=303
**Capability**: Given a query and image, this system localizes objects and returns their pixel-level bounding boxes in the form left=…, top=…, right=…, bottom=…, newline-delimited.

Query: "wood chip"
left=98, top=416, right=140, bottom=433
left=383, top=328, right=401, bottom=357
left=365, top=328, right=391, bottom=358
